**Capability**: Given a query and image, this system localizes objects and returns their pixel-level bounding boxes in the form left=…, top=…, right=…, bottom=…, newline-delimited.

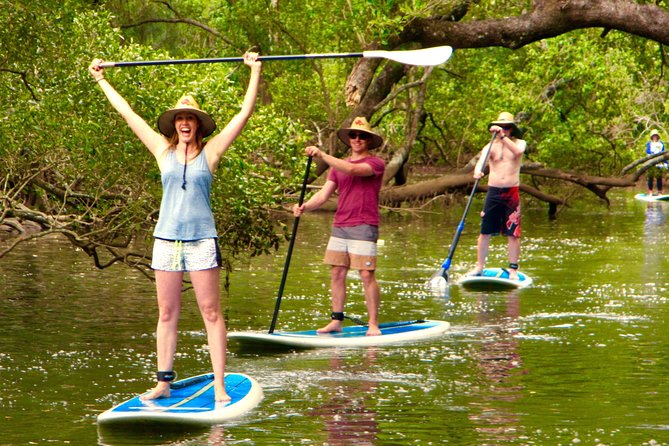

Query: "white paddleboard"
left=635, top=193, right=669, bottom=202
left=458, top=268, right=533, bottom=290
left=97, top=372, right=262, bottom=426
left=228, top=319, right=450, bottom=349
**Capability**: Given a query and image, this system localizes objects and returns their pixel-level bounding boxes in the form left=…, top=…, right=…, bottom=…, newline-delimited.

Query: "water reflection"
left=309, top=348, right=379, bottom=445
left=469, top=291, right=525, bottom=444
left=97, top=423, right=213, bottom=446
left=642, top=202, right=668, bottom=285
left=6, top=194, right=669, bottom=444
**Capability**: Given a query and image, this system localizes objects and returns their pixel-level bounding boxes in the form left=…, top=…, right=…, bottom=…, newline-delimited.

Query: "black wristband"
left=509, top=262, right=519, bottom=270
left=331, top=312, right=344, bottom=321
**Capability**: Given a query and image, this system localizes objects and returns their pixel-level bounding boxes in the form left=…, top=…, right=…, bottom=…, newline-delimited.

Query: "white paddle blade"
left=428, top=274, right=447, bottom=290
left=363, top=46, right=453, bottom=66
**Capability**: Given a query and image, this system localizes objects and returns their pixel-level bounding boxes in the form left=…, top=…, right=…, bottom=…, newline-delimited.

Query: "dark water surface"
left=1, top=191, right=669, bottom=445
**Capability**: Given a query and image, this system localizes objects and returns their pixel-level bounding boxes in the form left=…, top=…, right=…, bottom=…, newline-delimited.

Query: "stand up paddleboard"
left=97, top=373, right=262, bottom=426
left=458, top=268, right=533, bottom=290
left=635, top=193, right=669, bottom=202
left=228, top=319, right=449, bottom=350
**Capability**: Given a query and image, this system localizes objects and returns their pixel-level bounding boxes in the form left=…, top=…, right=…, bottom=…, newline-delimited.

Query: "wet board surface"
left=228, top=319, right=450, bottom=350
left=458, top=268, right=533, bottom=290
left=634, top=193, right=669, bottom=202
left=97, top=373, right=262, bottom=426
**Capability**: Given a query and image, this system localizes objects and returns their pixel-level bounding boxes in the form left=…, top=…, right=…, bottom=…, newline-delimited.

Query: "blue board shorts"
left=324, top=224, right=379, bottom=271
left=151, top=238, right=221, bottom=272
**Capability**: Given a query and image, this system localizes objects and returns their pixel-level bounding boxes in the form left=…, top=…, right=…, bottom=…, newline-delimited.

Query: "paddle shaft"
left=268, top=156, right=312, bottom=334
left=100, top=53, right=363, bottom=68
left=439, top=132, right=498, bottom=272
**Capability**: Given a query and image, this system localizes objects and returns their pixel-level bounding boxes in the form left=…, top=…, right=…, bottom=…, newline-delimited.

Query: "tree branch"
left=402, top=0, right=669, bottom=49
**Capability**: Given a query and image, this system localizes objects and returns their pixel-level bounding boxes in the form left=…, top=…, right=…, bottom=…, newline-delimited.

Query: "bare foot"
left=214, top=384, right=231, bottom=403
left=466, top=267, right=483, bottom=277
left=316, top=320, right=343, bottom=334
left=140, top=381, right=171, bottom=401
left=508, top=269, right=519, bottom=280
left=366, top=324, right=381, bottom=336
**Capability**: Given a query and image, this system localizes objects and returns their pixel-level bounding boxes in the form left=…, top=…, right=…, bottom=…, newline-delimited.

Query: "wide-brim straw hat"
left=157, top=94, right=216, bottom=138
left=489, top=111, right=522, bottom=138
left=337, top=116, right=384, bottom=149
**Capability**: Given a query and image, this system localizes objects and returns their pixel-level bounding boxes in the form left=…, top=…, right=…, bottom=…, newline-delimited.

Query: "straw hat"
left=337, top=116, right=384, bottom=149
left=157, top=95, right=216, bottom=137
left=650, top=129, right=661, bottom=139
left=489, top=111, right=521, bottom=137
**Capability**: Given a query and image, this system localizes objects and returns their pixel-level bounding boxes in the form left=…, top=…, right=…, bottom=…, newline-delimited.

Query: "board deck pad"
left=635, top=193, right=669, bottom=202
left=97, top=372, right=262, bottom=426
left=458, top=267, right=533, bottom=290
left=228, top=319, right=450, bottom=349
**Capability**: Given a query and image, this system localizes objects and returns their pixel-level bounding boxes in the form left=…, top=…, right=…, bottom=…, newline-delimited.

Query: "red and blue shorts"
left=480, top=186, right=521, bottom=238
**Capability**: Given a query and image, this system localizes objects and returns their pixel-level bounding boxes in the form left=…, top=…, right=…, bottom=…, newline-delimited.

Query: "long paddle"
left=428, top=132, right=499, bottom=288
left=99, top=46, right=453, bottom=68
left=268, top=156, right=313, bottom=334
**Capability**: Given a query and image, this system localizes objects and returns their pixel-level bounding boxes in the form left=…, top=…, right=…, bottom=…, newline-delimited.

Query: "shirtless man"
left=470, top=112, right=527, bottom=280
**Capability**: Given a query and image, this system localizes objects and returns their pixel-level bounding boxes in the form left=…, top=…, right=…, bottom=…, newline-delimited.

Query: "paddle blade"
left=363, top=46, right=453, bottom=66
left=428, top=267, right=448, bottom=290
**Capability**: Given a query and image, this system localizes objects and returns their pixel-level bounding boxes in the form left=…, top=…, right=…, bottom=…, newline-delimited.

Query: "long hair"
left=168, top=118, right=205, bottom=152
left=167, top=116, right=206, bottom=190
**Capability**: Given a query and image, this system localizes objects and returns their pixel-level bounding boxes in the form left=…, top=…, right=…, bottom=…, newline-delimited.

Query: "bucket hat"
left=157, top=95, right=216, bottom=138
left=337, top=116, right=384, bottom=149
left=489, top=111, right=522, bottom=138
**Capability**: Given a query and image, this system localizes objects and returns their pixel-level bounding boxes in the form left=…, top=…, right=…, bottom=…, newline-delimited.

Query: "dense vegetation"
left=2, top=0, right=669, bottom=277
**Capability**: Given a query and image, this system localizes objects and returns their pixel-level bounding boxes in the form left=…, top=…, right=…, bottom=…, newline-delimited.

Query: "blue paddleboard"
left=228, top=319, right=450, bottom=349
left=97, top=372, right=262, bottom=426
left=458, top=268, right=533, bottom=290
left=635, top=193, right=669, bottom=202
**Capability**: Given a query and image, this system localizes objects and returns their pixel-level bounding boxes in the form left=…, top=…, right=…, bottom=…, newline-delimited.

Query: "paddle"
left=428, top=132, right=499, bottom=288
left=99, top=46, right=453, bottom=68
left=268, top=156, right=313, bottom=334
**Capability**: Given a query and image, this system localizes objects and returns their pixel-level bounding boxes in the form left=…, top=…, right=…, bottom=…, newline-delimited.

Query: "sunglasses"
left=348, top=131, right=370, bottom=140
left=498, top=124, right=513, bottom=131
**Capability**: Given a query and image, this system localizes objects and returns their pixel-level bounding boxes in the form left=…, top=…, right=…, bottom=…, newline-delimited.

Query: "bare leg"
left=470, top=233, right=492, bottom=274
left=359, top=270, right=381, bottom=336
left=141, top=270, right=183, bottom=400
left=191, top=268, right=230, bottom=402
left=508, top=236, right=521, bottom=280
left=317, top=265, right=348, bottom=333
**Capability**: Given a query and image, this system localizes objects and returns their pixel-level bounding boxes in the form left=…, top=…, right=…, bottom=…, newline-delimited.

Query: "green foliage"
left=0, top=1, right=307, bottom=272
left=425, top=28, right=667, bottom=176
left=4, top=0, right=669, bottom=275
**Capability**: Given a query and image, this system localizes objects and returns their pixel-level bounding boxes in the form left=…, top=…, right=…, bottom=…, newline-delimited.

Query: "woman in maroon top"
left=293, top=117, right=385, bottom=336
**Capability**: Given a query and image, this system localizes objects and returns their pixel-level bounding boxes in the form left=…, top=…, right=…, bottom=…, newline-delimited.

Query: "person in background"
left=293, top=117, right=385, bottom=336
left=645, top=129, right=667, bottom=196
left=469, top=112, right=527, bottom=280
left=88, top=52, right=261, bottom=401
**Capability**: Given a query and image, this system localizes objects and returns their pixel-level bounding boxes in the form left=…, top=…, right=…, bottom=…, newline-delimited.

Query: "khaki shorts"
left=324, top=225, right=378, bottom=271
left=151, top=238, right=221, bottom=272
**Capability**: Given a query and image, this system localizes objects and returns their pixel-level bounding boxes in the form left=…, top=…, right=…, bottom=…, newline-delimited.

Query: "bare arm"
left=474, top=143, right=492, bottom=179
left=88, top=59, right=169, bottom=159
left=205, top=52, right=262, bottom=172
left=501, top=137, right=526, bottom=157
left=305, top=146, right=374, bottom=176
left=292, top=180, right=337, bottom=217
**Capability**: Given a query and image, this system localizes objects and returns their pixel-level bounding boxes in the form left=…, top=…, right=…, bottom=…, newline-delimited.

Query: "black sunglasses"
left=498, top=124, right=513, bottom=131
left=348, top=131, right=370, bottom=140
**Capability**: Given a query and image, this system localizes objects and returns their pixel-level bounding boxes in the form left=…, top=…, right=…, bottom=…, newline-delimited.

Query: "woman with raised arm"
left=89, top=53, right=261, bottom=402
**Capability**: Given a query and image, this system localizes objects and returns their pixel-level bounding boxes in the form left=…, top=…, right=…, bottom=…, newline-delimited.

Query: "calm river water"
left=1, top=191, right=669, bottom=445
